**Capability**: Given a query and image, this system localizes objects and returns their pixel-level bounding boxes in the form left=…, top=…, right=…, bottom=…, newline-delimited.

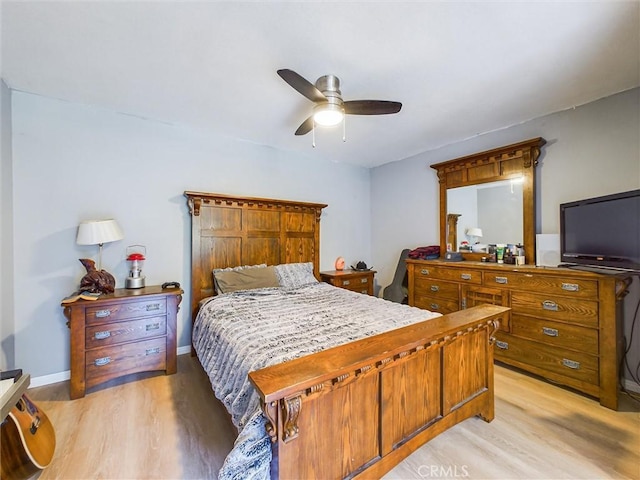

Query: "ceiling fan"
left=277, top=69, right=402, bottom=136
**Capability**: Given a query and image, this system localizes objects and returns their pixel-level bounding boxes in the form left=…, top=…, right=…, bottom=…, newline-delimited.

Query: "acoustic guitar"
left=1, top=394, right=56, bottom=480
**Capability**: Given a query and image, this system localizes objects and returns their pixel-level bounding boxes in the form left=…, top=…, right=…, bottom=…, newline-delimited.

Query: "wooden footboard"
left=249, top=304, right=508, bottom=480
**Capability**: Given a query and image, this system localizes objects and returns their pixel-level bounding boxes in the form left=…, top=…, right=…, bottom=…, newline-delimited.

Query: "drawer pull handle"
left=430, top=285, right=439, bottom=292
left=146, top=347, right=160, bottom=356
left=495, top=276, right=508, bottom=284
left=146, top=303, right=161, bottom=311
left=420, top=269, right=429, bottom=275
left=542, top=300, right=558, bottom=311
left=561, top=283, right=580, bottom=292
left=562, top=358, right=580, bottom=370
left=95, top=309, right=112, bottom=318
left=94, top=356, right=111, bottom=366
left=461, top=273, right=472, bottom=280
left=542, top=327, right=559, bottom=337
left=360, top=278, right=368, bottom=284
left=343, top=280, right=350, bottom=286
left=430, top=303, right=439, bottom=311
left=146, top=323, right=160, bottom=331
left=94, top=330, right=111, bottom=340
left=495, top=340, right=509, bottom=350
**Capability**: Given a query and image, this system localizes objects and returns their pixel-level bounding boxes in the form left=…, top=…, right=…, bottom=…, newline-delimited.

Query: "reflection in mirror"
left=447, top=179, right=523, bottom=250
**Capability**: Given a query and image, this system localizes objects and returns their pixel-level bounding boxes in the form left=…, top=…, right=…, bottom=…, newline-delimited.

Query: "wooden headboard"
left=184, top=191, right=327, bottom=322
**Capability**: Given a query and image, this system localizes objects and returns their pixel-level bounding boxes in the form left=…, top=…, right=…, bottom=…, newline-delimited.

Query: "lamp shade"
left=76, top=219, right=124, bottom=246
left=466, top=227, right=483, bottom=238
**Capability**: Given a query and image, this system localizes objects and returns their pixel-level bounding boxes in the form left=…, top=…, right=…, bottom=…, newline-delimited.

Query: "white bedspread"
left=192, top=282, right=440, bottom=480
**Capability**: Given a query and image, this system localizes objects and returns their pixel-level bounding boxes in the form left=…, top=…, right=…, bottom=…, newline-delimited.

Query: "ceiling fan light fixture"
left=278, top=69, right=401, bottom=136
left=313, top=103, right=344, bottom=126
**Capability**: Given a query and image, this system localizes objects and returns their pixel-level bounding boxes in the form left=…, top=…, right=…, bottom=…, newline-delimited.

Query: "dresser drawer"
left=484, top=271, right=598, bottom=297
left=511, top=292, right=598, bottom=327
left=85, top=337, right=167, bottom=387
left=86, top=297, right=167, bottom=325
left=342, top=284, right=371, bottom=294
left=510, top=315, right=598, bottom=355
left=414, top=278, right=459, bottom=301
left=413, top=295, right=459, bottom=314
left=85, top=316, right=167, bottom=349
left=494, top=333, right=598, bottom=385
left=414, top=265, right=481, bottom=284
left=335, top=275, right=371, bottom=289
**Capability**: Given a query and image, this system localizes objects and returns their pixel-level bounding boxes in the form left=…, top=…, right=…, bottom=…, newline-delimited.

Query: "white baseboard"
left=623, top=378, right=640, bottom=394
left=30, top=370, right=70, bottom=388
left=30, top=347, right=193, bottom=388
left=177, top=345, right=191, bottom=355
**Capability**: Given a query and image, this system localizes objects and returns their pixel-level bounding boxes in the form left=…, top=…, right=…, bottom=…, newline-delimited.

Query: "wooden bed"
left=185, top=191, right=508, bottom=480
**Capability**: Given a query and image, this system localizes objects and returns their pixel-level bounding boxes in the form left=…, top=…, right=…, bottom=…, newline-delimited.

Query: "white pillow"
left=274, top=262, right=318, bottom=289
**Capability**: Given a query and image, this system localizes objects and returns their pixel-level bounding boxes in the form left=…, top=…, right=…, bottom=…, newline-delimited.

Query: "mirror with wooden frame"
left=430, top=138, right=546, bottom=264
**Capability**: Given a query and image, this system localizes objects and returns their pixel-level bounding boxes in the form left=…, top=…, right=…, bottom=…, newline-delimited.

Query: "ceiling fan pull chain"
left=312, top=122, right=316, bottom=148
left=343, top=116, right=346, bottom=142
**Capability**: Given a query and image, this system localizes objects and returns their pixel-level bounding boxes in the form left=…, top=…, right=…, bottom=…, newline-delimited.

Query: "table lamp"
left=465, top=227, right=483, bottom=245
left=76, top=219, right=124, bottom=270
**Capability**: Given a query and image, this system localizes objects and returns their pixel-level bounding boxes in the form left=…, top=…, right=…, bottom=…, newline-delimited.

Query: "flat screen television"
left=560, top=189, right=640, bottom=272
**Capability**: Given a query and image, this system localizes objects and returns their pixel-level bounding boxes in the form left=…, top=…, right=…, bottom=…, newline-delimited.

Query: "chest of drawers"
left=63, top=286, right=182, bottom=399
left=320, top=270, right=376, bottom=295
left=407, top=259, right=631, bottom=409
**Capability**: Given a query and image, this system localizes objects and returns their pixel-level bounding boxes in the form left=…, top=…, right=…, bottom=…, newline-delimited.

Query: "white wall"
left=371, top=87, right=640, bottom=384
left=1, top=79, right=15, bottom=370
left=10, top=91, right=372, bottom=378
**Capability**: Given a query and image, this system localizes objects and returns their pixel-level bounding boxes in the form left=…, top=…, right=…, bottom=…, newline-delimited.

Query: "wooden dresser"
left=320, top=269, right=376, bottom=295
left=63, top=286, right=182, bottom=399
left=407, top=259, right=631, bottom=409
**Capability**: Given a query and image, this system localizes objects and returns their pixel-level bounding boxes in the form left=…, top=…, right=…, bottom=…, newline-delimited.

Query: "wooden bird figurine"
left=79, top=258, right=116, bottom=294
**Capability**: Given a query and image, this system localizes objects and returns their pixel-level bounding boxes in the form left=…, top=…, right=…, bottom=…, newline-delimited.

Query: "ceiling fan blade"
left=295, top=116, right=314, bottom=136
left=277, top=69, right=327, bottom=103
left=344, top=100, right=402, bottom=115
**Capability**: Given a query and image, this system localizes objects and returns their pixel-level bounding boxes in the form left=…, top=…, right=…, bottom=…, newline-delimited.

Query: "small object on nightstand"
left=351, top=261, right=372, bottom=271
left=162, top=281, right=180, bottom=289
left=61, top=291, right=101, bottom=304
left=125, top=245, right=146, bottom=289
left=335, top=257, right=345, bottom=271
left=79, top=258, right=116, bottom=294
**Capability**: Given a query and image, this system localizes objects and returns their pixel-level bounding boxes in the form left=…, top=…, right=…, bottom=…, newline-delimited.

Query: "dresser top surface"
left=406, top=259, right=632, bottom=279
left=62, top=285, right=183, bottom=306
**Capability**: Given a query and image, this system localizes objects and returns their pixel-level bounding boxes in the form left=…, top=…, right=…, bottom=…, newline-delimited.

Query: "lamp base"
left=125, top=276, right=146, bottom=289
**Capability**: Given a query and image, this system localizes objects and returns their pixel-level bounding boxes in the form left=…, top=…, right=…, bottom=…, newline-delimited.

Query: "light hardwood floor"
left=26, top=355, right=639, bottom=480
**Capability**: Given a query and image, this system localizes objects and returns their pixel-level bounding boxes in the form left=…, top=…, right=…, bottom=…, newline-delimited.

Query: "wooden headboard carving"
left=185, top=191, right=327, bottom=322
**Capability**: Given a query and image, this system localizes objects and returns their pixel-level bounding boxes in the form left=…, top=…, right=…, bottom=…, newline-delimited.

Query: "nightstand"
left=62, top=285, right=182, bottom=399
left=320, top=270, right=376, bottom=295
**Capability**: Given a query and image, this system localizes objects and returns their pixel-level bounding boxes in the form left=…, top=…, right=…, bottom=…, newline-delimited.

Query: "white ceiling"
left=2, top=1, right=639, bottom=168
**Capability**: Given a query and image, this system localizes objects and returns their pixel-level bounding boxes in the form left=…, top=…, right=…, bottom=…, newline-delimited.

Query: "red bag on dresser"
left=407, top=245, right=440, bottom=260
